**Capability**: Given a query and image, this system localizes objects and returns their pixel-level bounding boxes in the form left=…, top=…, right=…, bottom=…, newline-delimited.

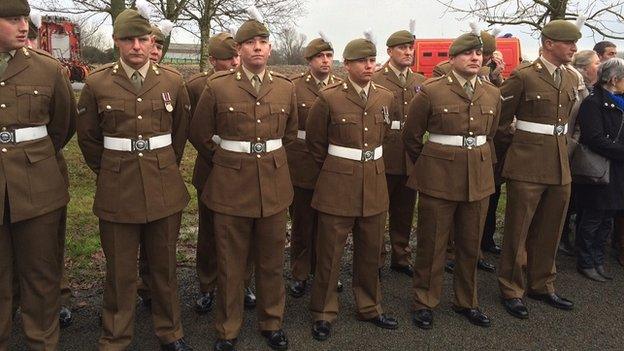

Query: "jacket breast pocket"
left=98, top=100, right=124, bottom=131
left=269, top=103, right=290, bottom=137
left=331, top=114, right=359, bottom=145
left=432, top=105, right=461, bottom=130
left=217, top=103, right=252, bottom=136
left=480, top=105, right=496, bottom=131
left=152, top=99, right=174, bottom=132
left=16, top=85, right=52, bottom=123
left=525, top=92, right=555, bottom=117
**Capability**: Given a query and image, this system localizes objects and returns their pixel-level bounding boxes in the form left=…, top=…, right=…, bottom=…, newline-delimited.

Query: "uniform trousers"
left=380, top=174, right=415, bottom=268
left=310, top=212, right=385, bottom=322
left=498, top=180, right=571, bottom=299
left=0, top=206, right=64, bottom=351
left=98, top=213, right=184, bottom=350
left=213, top=210, right=287, bottom=339
left=412, top=194, right=489, bottom=310
left=289, top=187, right=318, bottom=281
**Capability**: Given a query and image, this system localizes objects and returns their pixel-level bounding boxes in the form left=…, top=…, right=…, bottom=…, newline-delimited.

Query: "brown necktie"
left=463, top=81, right=474, bottom=99
left=399, top=72, right=406, bottom=85
left=360, top=89, right=367, bottom=102
left=553, top=67, right=562, bottom=88
left=0, top=53, right=11, bottom=76
left=131, top=71, right=143, bottom=91
left=252, top=75, right=262, bottom=93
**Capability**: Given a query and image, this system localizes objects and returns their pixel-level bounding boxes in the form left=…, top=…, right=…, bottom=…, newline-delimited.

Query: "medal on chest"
left=382, top=105, right=390, bottom=124
left=162, top=92, right=174, bottom=112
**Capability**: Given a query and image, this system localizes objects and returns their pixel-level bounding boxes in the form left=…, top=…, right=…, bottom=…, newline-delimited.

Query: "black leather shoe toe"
left=453, top=307, right=490, bottom=327
left=390, top=264, right=414, bottom=277
left=527, top=292, right=573, bottom=310
left=213, top=339, right=235, bottom=351
left=244, top=287, right=256, bottom=310
left=261, top=329, right=289, bottom=350
left=502, top=298, right=528, bottom=319
left=312, top=320, right=331, bottom=341
left=412, top=309, right=433, bottom=329
left=482, top=244, right=502, bottom=255
left=59, top=306, right=73, bottom=329
left=362, top=314, right=398, bottom=330
left=162, top=338, right=193, bottom=351
left=288, top=280, right=307, bottom=298
left=477, top=260, right=496, bottom=273
left=195, top=291, right=215, bottom=314
left=336, top=280, right=344, bottom=293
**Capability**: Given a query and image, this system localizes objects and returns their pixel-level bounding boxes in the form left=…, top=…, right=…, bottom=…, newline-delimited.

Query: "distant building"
left=163, top=43, right=200, bottom=63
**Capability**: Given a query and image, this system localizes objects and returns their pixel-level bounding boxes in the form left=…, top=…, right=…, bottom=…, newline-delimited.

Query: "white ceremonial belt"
left=211, top=135, right=222, bottom=145
left=297, top=130, right=306, bottom=140
left=328, top=144, right=383, bottom=162
left=103, top=134, right=172, bottom=152
left=516, top=120, right=568, bottom=136
left=219, top=138, right=282, bottom=154
left=390, top=121, right=403, bottom=130
left=428, top=133, right=487, bottom=148
left=0, top=125, right=48, bottom=144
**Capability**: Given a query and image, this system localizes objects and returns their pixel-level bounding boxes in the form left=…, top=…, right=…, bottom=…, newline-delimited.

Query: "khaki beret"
left=542, top=20, right=582, bottom=42
left=0, top=0, right=29, bottom=18
left=209, top=32, right=238, bottom=60
left=235, top=19, right=269, bottom=44
left=343, top=38, right=376, bottom=61
left=151, top=25, right=165, bottom=45
left=304, top=37, right=333, bottom=59
left=481, top=30, right=497, bottom=55
left=449, top=33, right=482, bottom=56
left=386, top=30, right=414, bottom=48
left=113, top=9, right=152, bottom=39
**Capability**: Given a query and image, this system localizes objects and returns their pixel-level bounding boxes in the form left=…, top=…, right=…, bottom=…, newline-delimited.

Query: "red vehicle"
left=37, top=16, right=90, bottom=82
left=412, top=37, right=522, bottom=78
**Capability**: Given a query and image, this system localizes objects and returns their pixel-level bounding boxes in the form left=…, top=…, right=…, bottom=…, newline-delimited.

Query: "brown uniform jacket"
left=187, top=68, right=216, bottom=190
left=189, top=67, right=298, bottom=218
left=495, top=58, right=578, bottom=185
left=77, top=61, right=190, bottom=223
left=433, top=60, right=502, bottom=86
left=372, top=63, right=425, bottom=175
left=0, top=47, right=75, bottom=224
left=403, top=73, right=501, bottom=202
left=306, top=80, right=395, bottom=217
left=286, top=71, right=340, bottom=189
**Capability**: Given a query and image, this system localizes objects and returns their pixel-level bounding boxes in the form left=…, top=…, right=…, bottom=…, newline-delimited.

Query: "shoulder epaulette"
left=153, top=63, right=182, bottom=77
left=372, top=82, right=391, bottom=93
left=291, top=72, right=306, bottom=81
left=209, top=69, right=235, bottom=81
left=268, top=70, right=292, bottom=82
left=25, top=47, right=55, bottom=60
left=422, top=75, right=446, bottom=86
left=187, top=71, right=211, bottom=84
left=90, top=63, right=115, bottom=75
left=324, top=81, right=343, bottom=91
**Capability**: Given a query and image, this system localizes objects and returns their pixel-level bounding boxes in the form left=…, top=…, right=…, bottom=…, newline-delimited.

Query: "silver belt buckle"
left=0, top=130, right=14, bottom=144
left=251, top=141, right=267, bottom=154
left=463, top=136, right=477, bottom=148
left=361, top=150, right=374, bottom=162
left=554, top=125, right=565, bottom=136
left=132, top=139, right=150, bottom=152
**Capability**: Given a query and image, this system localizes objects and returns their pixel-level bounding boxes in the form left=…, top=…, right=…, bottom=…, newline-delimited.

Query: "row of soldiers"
left=0, top=0, right=585, bottom=349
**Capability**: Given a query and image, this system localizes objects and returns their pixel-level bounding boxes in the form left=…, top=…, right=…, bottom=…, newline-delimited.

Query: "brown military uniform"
left=189, top=66, right=297, bottom=339
left=286, top=71, right=340, bottom=281
left=0, top=46, right=75, bottom=350
left=306, top=79, right=395, bottom=322
left=372, top=62, right=425, bottom=269
left=403, top=72, right=501, bottom=310
left=77, top=60, right=190, bottom=349
left=496, top=58, right=577, bottom=299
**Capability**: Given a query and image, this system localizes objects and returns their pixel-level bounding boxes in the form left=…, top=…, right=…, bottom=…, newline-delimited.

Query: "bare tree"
left=438, top=0, right=624, bottom=40
left=271, top=27, right=306, bottom=65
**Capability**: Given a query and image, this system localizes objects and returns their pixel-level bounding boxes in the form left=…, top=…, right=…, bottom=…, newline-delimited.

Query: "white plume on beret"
left=245, top=5, right=264, bottom=23
left=490, top=25, right=501, bottom=37
left=319, top=31, right=331, bottom=44
left=30, top=12, right=42, bottom=28
left=409, top=19, right=416, bottom=35
left=158, top=19, right=174, bottom=36
left=575, top=15, right=587, bottom=30
left=363, top=28, right=376, bottom=45
left=469, top=22, right=481, bottom=36
left=135, top=0, right=153, bottom=20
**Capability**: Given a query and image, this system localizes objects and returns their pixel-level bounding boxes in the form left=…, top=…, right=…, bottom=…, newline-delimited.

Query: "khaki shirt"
left=77, top=61, right=191, bottom=223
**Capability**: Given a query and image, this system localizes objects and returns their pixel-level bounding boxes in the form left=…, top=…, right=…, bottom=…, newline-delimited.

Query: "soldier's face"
left=149, top=42, right=164, bottom=63
left=0, top=16, right=29, bottom=51
left=114, top=34, right=154, bottom=69
left=450, top=49, right=483, bottom=77
left=238, top=36, right=271, bottom=71
left=387, top=44, right=414, bottom=69
left=344, top=57, right=376, bottom=85
left=308, top=51, right=334, bottom=76
left=600, top=46, right=617, bottom=62
left=544, top=39, right=577, bottom=64
left=210, top=55, right=240, bottom=72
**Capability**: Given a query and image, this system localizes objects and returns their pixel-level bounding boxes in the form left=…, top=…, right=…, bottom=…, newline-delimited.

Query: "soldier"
left=0, top=0, right=76, bottom=348
left=286, top=34, right=343, bottom=298
left=306, top=35, right=399, bottom=341
left=372, top=27, right=425, bottom=277
left=403, top=29, right=500, bottom=329
left=76, top=6, right=192, bottom=350
left=496, top=19, right=581, bottom=319
left=186, top=32, right=256, bottom=314
left=189, top=8, right=296, bottom=351
left=149, top=21, right=172, bottom=63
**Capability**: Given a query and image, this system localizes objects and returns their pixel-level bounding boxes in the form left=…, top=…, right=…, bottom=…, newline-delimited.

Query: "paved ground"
left=9, top=249, right=624, bottom=350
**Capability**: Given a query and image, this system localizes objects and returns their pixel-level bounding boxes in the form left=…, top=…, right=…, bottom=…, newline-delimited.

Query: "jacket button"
left=138, top=152, right=143, bottom=157
left=257, top=119, right=261, bottom=123
left=1, top=148, right=6, bottom=153
left=302, top=103, right=306, bottom=107
left=404, top=101, right=408, bottom=105
left=537, top=95, right=541, bottom=99
left=489, top=110, right=493, bottom=114
left=467, top=146, right=472, bottom=150
left=364, top=143, right=368, bottom=147
left=443, top=108, right=448, bottom=112
left=138, top=135, right=143, bottom=139
left=364, top=127, right=368, bottom=131
left=137, top=115, right=142, bottom=120
left=33, top=90, right=38, bottom=95
left=106, top=105, right=111, bottom=110
left=281, top=108, right=285, bottom=112
left=469, top=131, right=474, bottom=136
left=0, top=82, right=4, bottom=86
left=0, top=104, right=5, bottom=109
left=404, top=114, right=407, bottom=118
left=470, top=103, right=474, bottom=106
left=137, top=97, right=142, bottom=102
left=257, top=137, right=261, bottom=141
left=256, top=154, right=261, bottom=158
left=256, top=102, right=260, bottom=106
left=229, top=107, right=234, bottom=111
left=341, top=118, right=346, bottom=122
left=470, top=117, right=474, bottom=121
left=364, top=112, right=367, bottom=115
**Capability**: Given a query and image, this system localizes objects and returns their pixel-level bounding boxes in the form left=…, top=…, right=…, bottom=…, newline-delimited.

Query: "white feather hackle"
left=135, top=0, right=153, bottom=20
left=319, top=31, right=331, bottom=44
left=363, top=28, right=376, bottom=45
left=575, top=15, right=587, bottom=30
left=409, top=19, right=416, bottom=35
left=490, top=25, right=501, bottom=37
left=158, top=20, right=174, bottom=36
left=30, top=12, right=42, bottom=29
left=245, top=6, right=264, bottom=23
left=469, top=22, right=481, bottom=36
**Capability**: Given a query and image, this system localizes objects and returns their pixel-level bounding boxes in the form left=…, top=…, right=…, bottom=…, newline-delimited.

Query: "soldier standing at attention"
left=404, top=28, right=500, bottom=329
left=76, top=5, right=192, bottom=350
left=186, top=32, right=256, bottom=314
left=306, top=34, right=399, bottom=341
left=496, top=19, right=581, bottom=319
left=372, top=25, right=425, bottom=278
left=287, top=34, right=343, bottom=298
left=0, top=0, right=75, bottom=348
left=190, top=7, right=296, bottom=351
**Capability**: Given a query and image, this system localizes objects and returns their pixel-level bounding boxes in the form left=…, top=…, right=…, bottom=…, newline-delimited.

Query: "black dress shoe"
left=444, top=260, right=455, bottom=274
left=412, top=309, right=433, bottom=329
left=527, top=292, right=574, bottom=310
left=260, top=329, right=289, bottom=350
left=59, top=306, right=73, bottom=329
left=336, top=280, right=344, bottom=293
left=596, top=265, right=613, bottom=280
left=244, top=287, right=256, bottom=309
left=390, top=264, right=414, bottom=277
left=213, top=339, right=235, bottom=351
left=477, top=259, right=496, bottom=273
left=577, top=267, right=607, bottom=282
left=362, top=313, right=399, bottom=330
left=502, top=298, right=528, bottom=319
left=162, top=338, right=193, bottom=351
left=453, top=307, right=491, bottom=327
left=195, top=290, right=215, bottom=314
left=288, top=280, right=307, bottom=298
left=312, top=320, right=331, bottom=341
left=482, top=244, right=502, bottom=255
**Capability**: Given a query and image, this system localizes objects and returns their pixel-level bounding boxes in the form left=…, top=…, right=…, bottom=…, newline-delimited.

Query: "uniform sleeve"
left=402, top=88, right=431, bottom=162
left=305, top=94, right=330, bottom=166
left=189, top=83, right=216, bottom=160
left=171, top=80, right=190, bottom=164
left=187, top=78, right=203, bottom=117
left=578, top=99, right=624, bottom=160
left=76, top=83, right=103, bottom=174
left=432, top=64, right=446, bottom=78
left=283, top=88, right=298, bottom=147
left=488, top=89, right=502, bottom=165
left=494, top=69, right=523, bottom=160
left=48, top=65, right=74, bottom=151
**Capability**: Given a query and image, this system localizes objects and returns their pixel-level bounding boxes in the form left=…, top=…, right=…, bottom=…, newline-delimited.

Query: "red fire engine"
left=37, top=16, right=90, bottom=82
